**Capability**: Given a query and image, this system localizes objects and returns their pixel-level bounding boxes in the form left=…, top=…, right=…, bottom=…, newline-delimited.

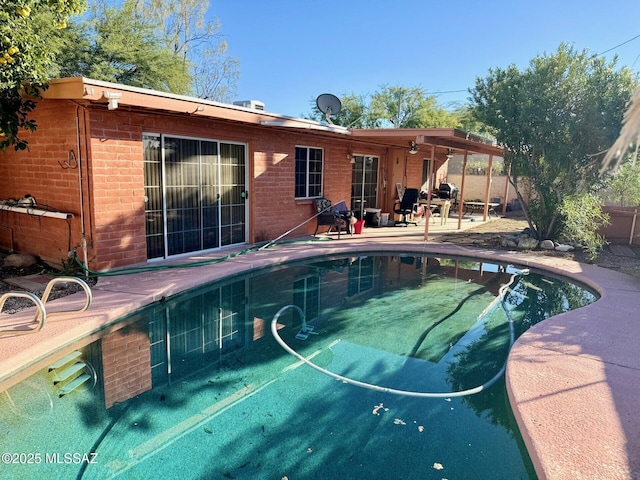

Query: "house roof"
left=44, top=77, right=503, bottom=157
left=44, top=77, right=349, bottom=134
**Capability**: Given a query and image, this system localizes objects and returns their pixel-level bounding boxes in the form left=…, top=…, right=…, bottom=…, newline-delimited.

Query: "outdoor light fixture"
left=409, top=141, right=418, bottom=154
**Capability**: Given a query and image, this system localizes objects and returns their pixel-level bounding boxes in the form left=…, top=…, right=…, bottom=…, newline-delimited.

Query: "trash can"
left=353, top=219, right=365, bottom=234
left=364, top=208, right=382, bottom=227
left=380, top=212, right=390, bottom=226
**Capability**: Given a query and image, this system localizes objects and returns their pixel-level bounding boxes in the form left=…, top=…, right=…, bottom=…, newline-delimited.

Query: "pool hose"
left=271, top=269, right=527, bottom=399
left=71, top=237, right=331, bottom=278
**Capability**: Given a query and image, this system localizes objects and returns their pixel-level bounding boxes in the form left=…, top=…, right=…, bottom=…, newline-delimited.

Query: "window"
left=295, top=146, right=323, bottom=198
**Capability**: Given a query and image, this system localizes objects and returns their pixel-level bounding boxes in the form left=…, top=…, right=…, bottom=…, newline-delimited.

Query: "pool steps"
left=57, top=373, right=92, bottom=397
left=0, top=277, right=92, bottom=337
left=52, top=362, right=87, bottom=385
left=48, top=350, right=83, bottom=371
left=48, top=350, right=94, bottom=397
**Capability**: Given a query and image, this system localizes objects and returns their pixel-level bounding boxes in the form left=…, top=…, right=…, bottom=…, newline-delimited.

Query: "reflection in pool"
left=0, top=254, right=596, bottom=479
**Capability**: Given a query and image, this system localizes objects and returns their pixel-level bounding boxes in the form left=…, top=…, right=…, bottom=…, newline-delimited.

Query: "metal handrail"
left=40, top=277, right=92, bottom=319
left=0, top=277, right=92, bottom=337
left=0, top=292, right=47, bottom=337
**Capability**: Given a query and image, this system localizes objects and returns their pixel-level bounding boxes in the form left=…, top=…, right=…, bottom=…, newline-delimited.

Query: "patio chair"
left=393, top=188, right=419, bottom=226
left=313, top=198, right=353, bottom=238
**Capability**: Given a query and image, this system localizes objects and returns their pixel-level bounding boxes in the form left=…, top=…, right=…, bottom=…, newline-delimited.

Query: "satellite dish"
left=316, top=93, right=342, bottom=124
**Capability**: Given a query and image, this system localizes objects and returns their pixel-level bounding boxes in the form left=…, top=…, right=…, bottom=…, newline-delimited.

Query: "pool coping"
left=1, top=238, right=639, bottom=479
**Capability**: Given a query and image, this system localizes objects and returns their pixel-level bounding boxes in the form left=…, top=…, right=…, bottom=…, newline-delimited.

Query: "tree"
left=601, top=157, right=640, bottom=207
left=192, top=45, right=240, bottom=102
left=57, top=1, right=191, bottom=94
left=306, top=93, right=371, bottom=128
left=602, top=87, right=640, bottom=172
left=451, top=105, right=495, bottom=138
left=0, top=0, right=88, bottom=151
left=132, top=0, right=239, bottom=102
left=470, top=43, right=638, bottom=241
left=307, top=86, right=460, bottom=129
left=369, top=85, right=457, bottom=128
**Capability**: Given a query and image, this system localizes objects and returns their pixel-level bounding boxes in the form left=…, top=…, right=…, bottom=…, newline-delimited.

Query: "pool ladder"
left=0, top=277, right=92, bottom=337
left=48, top=350, right=97, bottom=397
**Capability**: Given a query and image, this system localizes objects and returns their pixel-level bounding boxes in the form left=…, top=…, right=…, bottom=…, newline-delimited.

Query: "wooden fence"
left=599, top=207, right=640, bottom=246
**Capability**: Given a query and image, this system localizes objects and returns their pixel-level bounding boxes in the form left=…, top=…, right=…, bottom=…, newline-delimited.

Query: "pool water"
left=0, top=254, right=596, bottom=479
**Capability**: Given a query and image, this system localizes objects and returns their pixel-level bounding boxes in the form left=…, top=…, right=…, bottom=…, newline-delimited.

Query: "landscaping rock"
left=540, top=239, right=555, bottom=250
left=517, top=236, right=539, bottom=250
left=3, top=253, right=38, bottom=268
left=555, top=244, right=574, bottom=252
left=501, top=236, right=519, bottom=248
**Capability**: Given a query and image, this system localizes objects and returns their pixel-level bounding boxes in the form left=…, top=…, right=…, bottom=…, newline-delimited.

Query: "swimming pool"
left=0, top=253, right=596, bottom=479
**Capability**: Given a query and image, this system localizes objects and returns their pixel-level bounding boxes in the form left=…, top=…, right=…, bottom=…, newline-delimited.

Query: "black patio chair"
left=393, top=188, right=419, bottom=226
left=313, top=198, right=352, bottom=238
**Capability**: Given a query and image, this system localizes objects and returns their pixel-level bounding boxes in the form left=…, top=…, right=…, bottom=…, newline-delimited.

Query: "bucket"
left=353, top=219, right=365, bottom=234
left=380, top=212, right=390, bottom=226
left=364, top=208, right=382, bottom=227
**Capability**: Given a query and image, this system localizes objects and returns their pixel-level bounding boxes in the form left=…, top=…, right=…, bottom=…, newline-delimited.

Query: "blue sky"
left=213, top=0, right=640, bottom=117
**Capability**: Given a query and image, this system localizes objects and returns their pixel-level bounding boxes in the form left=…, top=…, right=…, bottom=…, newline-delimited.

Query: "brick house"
left=0, top=77, right=503, bottom=271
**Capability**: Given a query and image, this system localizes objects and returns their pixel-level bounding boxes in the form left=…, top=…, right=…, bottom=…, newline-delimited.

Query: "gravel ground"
left=0, top=260, right=96, bottom=314
left=2, top=213, right=639, bottom=314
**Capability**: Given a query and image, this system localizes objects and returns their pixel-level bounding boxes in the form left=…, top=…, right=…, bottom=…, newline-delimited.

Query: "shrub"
left=559, top=193, right=609, bottom=260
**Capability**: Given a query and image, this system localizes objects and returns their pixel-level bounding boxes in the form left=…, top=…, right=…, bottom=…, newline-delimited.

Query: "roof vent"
left=233, top=100, right=265, bottom=111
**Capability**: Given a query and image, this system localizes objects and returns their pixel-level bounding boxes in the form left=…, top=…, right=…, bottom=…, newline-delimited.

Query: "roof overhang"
left=41, top=78, right=502, bottom=155
left=42, top=77, right=349, bottom=135
left=350, top=128, right=503, bottom=156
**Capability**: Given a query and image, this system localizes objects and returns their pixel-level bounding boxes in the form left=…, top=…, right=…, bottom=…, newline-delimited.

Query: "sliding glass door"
left=351, top=155, right=379, bottom=219
left=144, top=134, right=247, bottom=260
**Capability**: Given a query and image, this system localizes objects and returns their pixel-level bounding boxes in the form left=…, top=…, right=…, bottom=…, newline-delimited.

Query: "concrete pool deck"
left=1, top=222, right=639, bottom=479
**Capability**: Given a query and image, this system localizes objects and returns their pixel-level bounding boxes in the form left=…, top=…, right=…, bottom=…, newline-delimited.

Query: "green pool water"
left=0, top=253, right=596, bottom=479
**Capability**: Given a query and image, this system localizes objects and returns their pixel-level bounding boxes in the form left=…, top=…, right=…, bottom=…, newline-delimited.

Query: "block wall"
left=448, top=173, right=516, bottom=204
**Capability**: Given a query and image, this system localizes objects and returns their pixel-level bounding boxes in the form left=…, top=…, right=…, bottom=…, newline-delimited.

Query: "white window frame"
left=294, top=145, right=324, bottom=199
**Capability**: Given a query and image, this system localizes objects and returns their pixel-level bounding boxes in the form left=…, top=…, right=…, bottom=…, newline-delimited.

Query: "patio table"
left=463, top=201, right=499, bottom=218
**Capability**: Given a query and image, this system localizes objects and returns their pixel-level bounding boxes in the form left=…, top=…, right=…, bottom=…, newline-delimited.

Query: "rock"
left=501, top=236, right=519, bottom=248
left=540, top=239, right=555, bottom=250
left=555, top=244, right=574, bottom=252
left=3, top=253, right=38, bottom=268
left=517, top=237, right=539, bottom=250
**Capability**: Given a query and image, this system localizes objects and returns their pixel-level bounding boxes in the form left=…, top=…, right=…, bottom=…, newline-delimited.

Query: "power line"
left=597, top=33, right=640, bottom=56
left=424, top=89, right=467, bottom=96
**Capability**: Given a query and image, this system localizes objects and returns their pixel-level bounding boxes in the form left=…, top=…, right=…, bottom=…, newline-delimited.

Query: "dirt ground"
left=443, top=211, right=640, bottom=279
left=2, top=212, right=640, bottom=313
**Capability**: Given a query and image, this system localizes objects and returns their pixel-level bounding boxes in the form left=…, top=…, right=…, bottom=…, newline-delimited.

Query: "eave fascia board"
left=41, top=77, right=332, bottom=129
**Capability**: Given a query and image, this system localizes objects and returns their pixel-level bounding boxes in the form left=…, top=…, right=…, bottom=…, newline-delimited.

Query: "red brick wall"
left=87, top=109, right=147, bottom=269
left=101, top=325, right=152, bottom=408
left=0, top=101, right=83, bottom=266
left=1, top=98, right=398, bottom=269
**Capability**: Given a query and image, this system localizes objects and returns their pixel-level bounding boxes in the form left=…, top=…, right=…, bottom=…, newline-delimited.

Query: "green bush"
left=559, top=193, right=609, bottom=260
left=601, top=160, right=640, bottom=207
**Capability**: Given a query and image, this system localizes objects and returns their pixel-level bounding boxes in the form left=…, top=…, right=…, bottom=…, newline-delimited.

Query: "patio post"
left=423, top=144, right=436, bottom=240
left=482, top=154, right=494, bottom=221
left=502, top=163, right=510, bottom=214
left=457, top=151, right=468, bottom=230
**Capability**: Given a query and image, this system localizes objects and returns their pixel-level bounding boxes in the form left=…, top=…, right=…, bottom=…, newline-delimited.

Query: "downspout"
left=75, top=105, right=88, bottom=275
